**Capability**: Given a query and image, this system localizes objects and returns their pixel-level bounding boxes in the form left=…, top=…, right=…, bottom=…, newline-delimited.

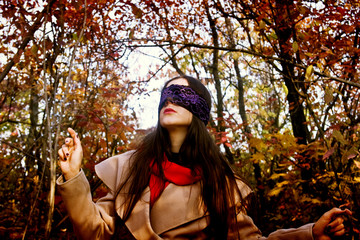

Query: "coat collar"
left=119, top=187, right=162, bottom=240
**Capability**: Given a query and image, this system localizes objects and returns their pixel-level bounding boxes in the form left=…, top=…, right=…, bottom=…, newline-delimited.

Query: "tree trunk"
left=206, top=4, right=234, bottom=164
left=274, top=0, right=309, bottom=145
left=274, top=0, right=312, bottom=191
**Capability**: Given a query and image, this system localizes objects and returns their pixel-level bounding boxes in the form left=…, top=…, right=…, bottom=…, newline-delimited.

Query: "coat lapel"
left=117, top=187, right=162, bottom=240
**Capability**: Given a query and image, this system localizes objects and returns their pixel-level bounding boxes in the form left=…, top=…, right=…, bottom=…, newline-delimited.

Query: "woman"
left=57, top=75, right=351, bottom=240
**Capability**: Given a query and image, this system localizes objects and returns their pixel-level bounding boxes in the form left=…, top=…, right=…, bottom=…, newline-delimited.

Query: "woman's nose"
left=163, top=99, right=172, bottom=107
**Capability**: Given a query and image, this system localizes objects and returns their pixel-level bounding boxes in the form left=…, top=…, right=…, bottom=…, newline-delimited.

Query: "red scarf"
left=149, top=154, right=202, bottom=206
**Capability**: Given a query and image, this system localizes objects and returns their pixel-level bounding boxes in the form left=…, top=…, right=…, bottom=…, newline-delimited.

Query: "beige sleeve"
left=231, top=210, right=314, bottom=240
left=231, top=179, right=314, bottom=240
left=264, top=223, right=314, bottom=240
left=56, top=170, right=116, bottom=240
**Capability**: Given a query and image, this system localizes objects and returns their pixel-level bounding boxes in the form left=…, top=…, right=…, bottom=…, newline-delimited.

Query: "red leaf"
left=224, top=142, right=232, bottom=148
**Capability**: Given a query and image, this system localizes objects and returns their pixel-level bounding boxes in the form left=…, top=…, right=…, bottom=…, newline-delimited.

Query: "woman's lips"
left=164, top=108, right=176, bottom=114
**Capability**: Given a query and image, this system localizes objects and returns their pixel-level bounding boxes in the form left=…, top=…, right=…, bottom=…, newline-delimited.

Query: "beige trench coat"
left=57, top=151, right=314, bottom=240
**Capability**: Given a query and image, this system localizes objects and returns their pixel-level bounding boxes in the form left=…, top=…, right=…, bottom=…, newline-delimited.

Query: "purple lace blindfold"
left=159, top=84, right=210, bottom=125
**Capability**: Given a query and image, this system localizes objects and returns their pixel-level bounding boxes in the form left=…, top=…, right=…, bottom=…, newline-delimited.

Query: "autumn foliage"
left=0, top=0, right=359, bottom=239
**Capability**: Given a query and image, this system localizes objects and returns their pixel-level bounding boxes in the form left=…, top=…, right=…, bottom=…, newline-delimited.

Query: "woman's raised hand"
left=312, top=207, right=352, bottom=240
left=58, top=128, right=83, bottom=181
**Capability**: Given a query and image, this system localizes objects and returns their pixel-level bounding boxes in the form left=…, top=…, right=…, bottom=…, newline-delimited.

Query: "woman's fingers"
left=67, top=127, right=83, bottom=159
left=59, top=144, right=71, bottom=161
left=326, top=224, right=346, bottom=236
left=59, top=131, right=77, bottom=161
left=58, top=147, right=65, bottom=160
left=59, top=136, right=75, bottom=161
left=65, top=137, right=74, bottom=147
left=68, top=128, right=80, bottom=146
left=325, top=209, right=352, bottom=237
left=325, top=217, right=345, bottom=235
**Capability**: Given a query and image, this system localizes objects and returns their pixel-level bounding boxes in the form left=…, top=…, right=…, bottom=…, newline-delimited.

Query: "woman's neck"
left=167, top=127, right=188, bottom=153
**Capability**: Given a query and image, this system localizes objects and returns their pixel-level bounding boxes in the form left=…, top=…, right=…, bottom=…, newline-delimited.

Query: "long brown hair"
left=117, top=75, right=244, bottom=239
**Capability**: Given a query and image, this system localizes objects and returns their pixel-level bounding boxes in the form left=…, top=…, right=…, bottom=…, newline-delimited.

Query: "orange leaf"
left=354, top=160, right=360, bottom=169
